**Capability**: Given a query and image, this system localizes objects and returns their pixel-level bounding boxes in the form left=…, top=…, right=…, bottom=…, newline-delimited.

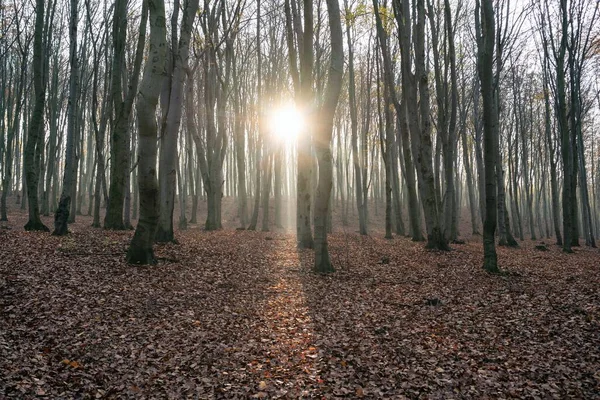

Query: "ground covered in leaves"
left=1, top=211, right=599, bottom=398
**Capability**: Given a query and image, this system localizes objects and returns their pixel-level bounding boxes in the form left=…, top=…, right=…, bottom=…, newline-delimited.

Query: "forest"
left=1, top=0, right=599, bottom=397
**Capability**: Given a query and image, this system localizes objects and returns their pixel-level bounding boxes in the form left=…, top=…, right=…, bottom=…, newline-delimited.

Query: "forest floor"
left=1, top=199, right=599, bottom=398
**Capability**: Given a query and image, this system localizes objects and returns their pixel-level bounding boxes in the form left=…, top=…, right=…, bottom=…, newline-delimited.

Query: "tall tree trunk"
left=442, top=0, right=458, bottom=241
left=476, top=0, right=499, bottom=273
left=314, top=0, right=343, bottom=273
left=556, top=0, right=574, bottom=253
left=53, top=0, right=79, bottom=235
left=297, top=0, right=314, bottom=248
left=344, top=0, right=367, bottom=235
left=232, top=58, right=247, bottom=228
left=155, top=0, right=199, bottom=242
left=24, top=0, right=49, bottom=232
left=1, top=51, right=26, bottom=222
left=105, top=0, right=147, bottom=229
left=414, top=0, right=447, bottom=249
left=127, top=0, right=168, bottom=264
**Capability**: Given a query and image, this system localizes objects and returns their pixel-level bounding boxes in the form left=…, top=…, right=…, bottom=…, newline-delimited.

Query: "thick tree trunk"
left=127, top=0, right=167, bottom=264
left=155, top=0, right=199, bottom=242
left=477, top=0, right=499, bottom=273
left=105, top=0, right=147, bottom=230
left=24, top=0, right=49, bottom=232
left=556, top=0, right=574, bottom=253
left=415, top=0, right=447, bottom=250
left=314, top=0, right=343, bottom=273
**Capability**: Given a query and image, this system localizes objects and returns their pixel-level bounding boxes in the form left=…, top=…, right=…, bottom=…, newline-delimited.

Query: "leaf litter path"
left=1, top=221, right=600, bottom=398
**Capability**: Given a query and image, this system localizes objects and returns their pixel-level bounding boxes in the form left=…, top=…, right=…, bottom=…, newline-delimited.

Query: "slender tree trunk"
left=344, top=0, right=367, bottom=235
left=399, top=106, right=423, bottom=240
left=53, top=0, right=79, bottom=235
left=261, top=152, right=272, bottom=232
left=461, top=125, right=480, bottom=235
left=232, top=59, right=247, bottom=228
left=297, top=0, right=314, bottom=248
left=541, top=65, right=563, bottom=244
left=390, top=121, right=405, bottom=236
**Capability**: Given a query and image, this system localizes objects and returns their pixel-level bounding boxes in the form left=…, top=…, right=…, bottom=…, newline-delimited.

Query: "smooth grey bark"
left=127, top=0, right=168, bottom=265
left=196, top=0, right=236, bottom=231
left=506, top=111, right=523, bottom=240
left=177, top=132, right=187, bottom=230
left=512, top=71, right=535, bottom=241
left=24, top=0, right=49, bottom=232
left=476, top=0, right=499, bottom=273
left=443, top=0, right=458, bottom=241
left=541, top=0, right=574, bottom=252
left=398, top=106, right=423, bottom=241
left=567, top=2, right=598, bottom=247
left=261, top=152, right=273, bottom=232
left=373, top=0, right=404, bottom=239
left=344, top=0, right=367, bottom=235
left=248, top=0, right=263, bottom=232
left=232, top=53, right=247, bottom=228
left=86, top=0, right=110, bottom=228
left=155, top=0, right=199, bottom=242
left=42, top=50, right=62, bottom=217
left=382, top=81, right=394, bottom=240
left=1, top=44, right=27, bottom=221
left=53, top=0, right=79, bottom=236
left=123, top=122, right=134, bottom=230
left=185, top=73, right=198, bottom=224
left=390, top=118, right=405, bottom=236
left=314, top=0, right=343, bottom=273
left=394, top=0, right=448, bottom=250
left=105, top=0, right=147, bottom=230
left=247, top=134, right=261, bottom=231
left=458, top=74, right=480, bottom=235
left=274, top=147, right=283, bottom=228
left=427, top=0, right=458, bottom=241
left=472, top=72, right=486, bottom=225
left=297, top=0, right=314, bottom=248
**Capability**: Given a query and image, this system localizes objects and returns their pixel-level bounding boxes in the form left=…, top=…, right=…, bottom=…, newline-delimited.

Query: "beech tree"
left=126, top=0, right=168, bottom=264
left=476, top=0, right=499, bottom=273
left=314, top=0, right=344, bottom=273
left=155, top=0, right=200, bottom=242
